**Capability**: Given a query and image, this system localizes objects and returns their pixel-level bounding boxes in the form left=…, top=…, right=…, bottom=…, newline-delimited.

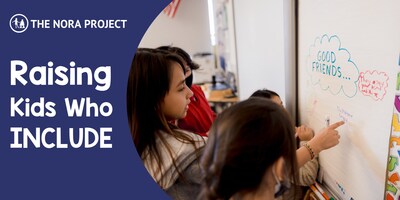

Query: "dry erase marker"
left=325, top=115, right=330, bottom=127
left=315, top=182, right=330, bottom=200
left=310, top=184, right=325, bottom=200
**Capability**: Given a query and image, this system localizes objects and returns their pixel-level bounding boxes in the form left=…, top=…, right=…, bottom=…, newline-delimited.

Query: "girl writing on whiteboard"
left=198, top=96, right=343, bottom=200
left=250, top=89, right=342, bottom=199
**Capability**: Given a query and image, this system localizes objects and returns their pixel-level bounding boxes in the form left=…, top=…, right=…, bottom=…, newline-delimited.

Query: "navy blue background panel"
left=1, top=1, right=171, bottom=199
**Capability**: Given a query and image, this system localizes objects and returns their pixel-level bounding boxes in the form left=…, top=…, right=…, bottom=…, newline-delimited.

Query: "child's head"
left=157, top=46, right=199, bottom=88
left=127, top=48, right=193, bottom=154
left=250, top=89, right=283, bottom=106
left=199, top=97, right=298, bottom=199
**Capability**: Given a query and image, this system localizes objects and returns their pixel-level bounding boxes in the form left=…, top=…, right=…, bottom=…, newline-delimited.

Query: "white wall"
left=139, top=0, right=212, bottom=56
left=233, top=0, right=295, bottom=118
left=233, top=0, right=296, bottom=119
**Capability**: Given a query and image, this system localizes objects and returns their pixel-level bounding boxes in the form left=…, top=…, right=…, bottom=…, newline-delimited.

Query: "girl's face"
left=162, top=62, right=193, bottom=120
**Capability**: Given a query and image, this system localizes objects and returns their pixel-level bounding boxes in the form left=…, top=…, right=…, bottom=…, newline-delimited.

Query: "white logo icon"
left=9, top=14, right=29, bottom=33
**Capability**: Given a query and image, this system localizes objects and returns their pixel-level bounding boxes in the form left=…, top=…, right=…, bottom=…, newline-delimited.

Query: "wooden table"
left=201, top=84, right=239, bottom=113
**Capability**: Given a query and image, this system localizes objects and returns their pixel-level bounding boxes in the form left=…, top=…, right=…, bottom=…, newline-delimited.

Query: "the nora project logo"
left=9, top=13, right=127, bottom=33
left=9, top=14, right=29, bottom=33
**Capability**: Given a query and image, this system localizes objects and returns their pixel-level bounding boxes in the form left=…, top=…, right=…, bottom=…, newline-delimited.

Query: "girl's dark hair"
left=126, top=48, right=202, bottom=186
left=157, top=45, right=200, bottom=70
left=250, top=89, right=301, bottom=147
left=157, top=46, right=199, bottom=88
left=198, top=98, right=298, bottom=200
left=250, top=89, right=280, bottom=99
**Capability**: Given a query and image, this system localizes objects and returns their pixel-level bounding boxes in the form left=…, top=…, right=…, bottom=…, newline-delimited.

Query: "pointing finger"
left=329, top=121, right=345, bottom=130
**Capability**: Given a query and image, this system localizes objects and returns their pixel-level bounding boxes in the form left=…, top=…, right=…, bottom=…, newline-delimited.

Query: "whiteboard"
left=297, top=0, right=400, bottom=199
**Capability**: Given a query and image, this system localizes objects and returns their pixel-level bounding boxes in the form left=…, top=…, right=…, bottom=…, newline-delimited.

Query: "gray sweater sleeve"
left=166, top=156, right=203, bottom=200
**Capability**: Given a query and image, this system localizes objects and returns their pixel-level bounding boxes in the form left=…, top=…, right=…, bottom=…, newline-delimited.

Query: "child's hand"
left=296, top=125, right=314, bottom=141
left=308, top=121, right=345, bottom=154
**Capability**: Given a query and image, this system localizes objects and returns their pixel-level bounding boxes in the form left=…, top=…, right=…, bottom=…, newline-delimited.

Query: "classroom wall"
left=139, top=0, right=212, bottom=56
left=233, top=0, right=295, bottom=118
